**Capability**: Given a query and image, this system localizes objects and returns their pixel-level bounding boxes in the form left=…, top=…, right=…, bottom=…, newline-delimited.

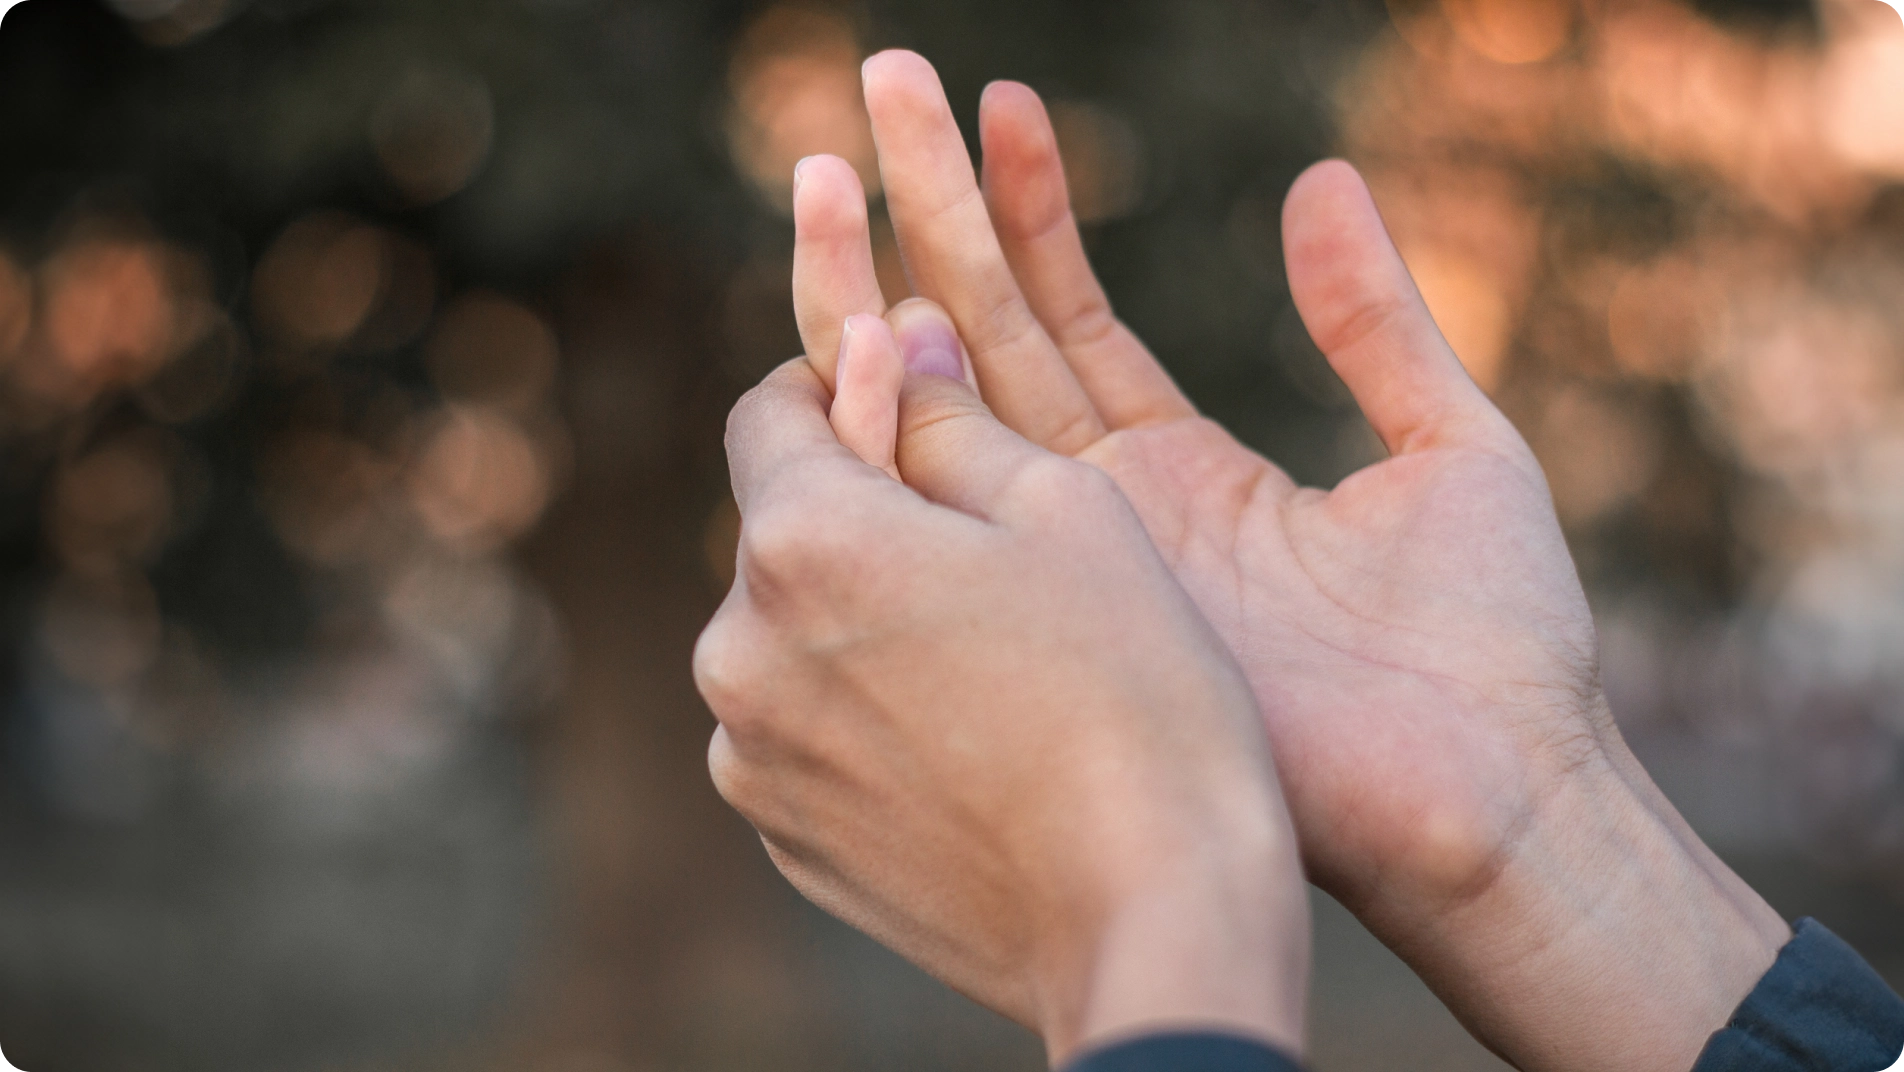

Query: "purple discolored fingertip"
left=895, top=317, right=965, bottom=380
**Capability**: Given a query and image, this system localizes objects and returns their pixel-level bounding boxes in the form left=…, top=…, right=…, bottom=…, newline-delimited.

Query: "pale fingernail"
left=794, top=156, right=815, bottom=189
left=895, top=318, right=965, bottom=380
left=836, top=316, right=859, bottom=378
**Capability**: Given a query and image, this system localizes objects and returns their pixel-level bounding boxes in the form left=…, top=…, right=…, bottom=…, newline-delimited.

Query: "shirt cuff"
left=1693, top=918, right=1904, bottom=1071
left=1060, top=1033, right=1304, bottom=1072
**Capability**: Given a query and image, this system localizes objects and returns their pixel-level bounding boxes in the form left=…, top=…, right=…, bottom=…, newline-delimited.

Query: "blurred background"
left=0, top=0, right=1900, bottom=1068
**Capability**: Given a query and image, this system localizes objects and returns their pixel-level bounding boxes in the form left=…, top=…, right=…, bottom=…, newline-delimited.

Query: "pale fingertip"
left=792, top=155, right=865, bottom=214
left=861, top=49, right=911, bottom=90
left=862, top=49, right=948, bottom=115
left=864, top=49, right=929, bottom=78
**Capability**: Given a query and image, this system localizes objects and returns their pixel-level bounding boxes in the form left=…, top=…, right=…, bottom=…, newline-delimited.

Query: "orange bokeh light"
left=253, top=214, right=393, bottom=349
left=1401, top=244, right=1514, bottom=392
left=425, top=293, right=560, bottom=413
left=39, top=240, right=183, bottom=391
left=1441, top=0, right=1573, bottom=66
left=407, top=405, right=552, bottom=556
left=727, top=6, right=878, bottom=212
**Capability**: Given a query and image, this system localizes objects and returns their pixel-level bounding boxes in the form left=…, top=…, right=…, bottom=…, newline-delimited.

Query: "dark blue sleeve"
left=1694, top=918, right=1904, bottom=1071
left=1061, top=1033, right=1304, bottom=1072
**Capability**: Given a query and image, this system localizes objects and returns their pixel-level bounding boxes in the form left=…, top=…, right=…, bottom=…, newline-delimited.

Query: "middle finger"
left=862, top=50, right=1105, bottom=457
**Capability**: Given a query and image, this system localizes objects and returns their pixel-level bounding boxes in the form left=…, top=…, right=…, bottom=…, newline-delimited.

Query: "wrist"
left=1365, top=704, right=1788, bottom=1072
left=1038, top=810, right=1310, bottom=1068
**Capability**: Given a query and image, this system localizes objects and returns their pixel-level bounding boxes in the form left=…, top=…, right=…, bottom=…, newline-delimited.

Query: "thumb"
left=888, top=299, right=1046, bottom=518
left=831, top=314, right=905, bottom=478
left=1283, top=160, right=1510, bottom=455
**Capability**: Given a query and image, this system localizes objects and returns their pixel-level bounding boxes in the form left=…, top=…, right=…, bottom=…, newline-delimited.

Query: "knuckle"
left=724, top=377, right=776, bottom=452
left=1313, top=292, right=1406, bottom=358
left=1006, top=455, right=1121, bottom=517
left=896, top=384, right=989, bottom=439
left=707, top=728, right=763, bottom=813
left=1056, top=300, right=1121, bottom=351
left=724, top=359, right=823, bottom=451
left=691, top=619, right=755, bottom=719
left=1042, top=404, right=1109, bottom=457
left=737, top=501, right=837, bottom=596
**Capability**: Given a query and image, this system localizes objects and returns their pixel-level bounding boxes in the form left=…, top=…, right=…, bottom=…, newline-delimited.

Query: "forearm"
left=1361, top=704, right=1788, bottom=1072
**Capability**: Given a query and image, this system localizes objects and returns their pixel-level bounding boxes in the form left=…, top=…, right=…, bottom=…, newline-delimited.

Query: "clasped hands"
left=696, top=51, right=1791, bottom=1072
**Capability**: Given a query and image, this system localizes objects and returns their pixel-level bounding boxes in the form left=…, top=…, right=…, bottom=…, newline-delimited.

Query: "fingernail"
left=895, top=317, right=966, bottom=380
left=836, top=316, right=857, bottom=377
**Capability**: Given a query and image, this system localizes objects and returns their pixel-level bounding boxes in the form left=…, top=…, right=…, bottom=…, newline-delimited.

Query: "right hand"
left=696, top=329, right=1309, bottom=1065
left=789, top=50, right=1792, bottom=1072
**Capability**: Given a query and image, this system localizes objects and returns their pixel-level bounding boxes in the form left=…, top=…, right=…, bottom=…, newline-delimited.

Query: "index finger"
left=792, top=155, right=888, bottom=392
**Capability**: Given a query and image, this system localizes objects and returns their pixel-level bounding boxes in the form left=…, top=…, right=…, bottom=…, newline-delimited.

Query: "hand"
left=788, top=50, right=1792, bottom=1072
left=694, top=323, right=1309, bottom=1065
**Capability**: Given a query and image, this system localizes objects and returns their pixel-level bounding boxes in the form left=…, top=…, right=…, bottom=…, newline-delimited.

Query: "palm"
left=792, top=53, right=1610, bottom=912
left=1085, top=418, right=1602, bottom=899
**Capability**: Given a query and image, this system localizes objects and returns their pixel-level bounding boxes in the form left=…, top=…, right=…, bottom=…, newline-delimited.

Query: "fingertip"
left=844, top=311, right=888, bottom=332
left=793, top=154, right=864, bottom=195
left=862, top=49, right=948, bottom=120
left=862, top=48, right=897, bottom=79
left=792, top=153, right=883, bottom=394
left=1280, top=158, right=1501, bottom=453
left=980, top=79, right=1042, bottom=114
left=863, top=49, right=935, bottom=90
left=1290, top=158, right=1364, bottom=196
left=837, top=313, right=900, bottom=394
left=886, top=298, right=971, bottom=383
left=1282, top=160, right=1374, bottom=252
left=793, top=155, right=869, bottom=228
left=978, top=86, right=1066, bottom=239
left=1282, top=159, right=1403, bottom=358
left=981, top=81, right=1054, bottom=144
left=841, top=313, right=895, bottom=357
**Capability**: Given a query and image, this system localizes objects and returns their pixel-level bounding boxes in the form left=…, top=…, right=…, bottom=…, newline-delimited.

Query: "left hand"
left=695, top=324, right=1309, bottom=1065
left=787, top=50, right=1790, bottom=1072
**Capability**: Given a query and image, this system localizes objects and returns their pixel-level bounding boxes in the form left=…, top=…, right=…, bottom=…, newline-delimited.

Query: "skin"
left=697, top=331, right=1310, bottom=1065
left=782, top=49, right=1793, bottom=1072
